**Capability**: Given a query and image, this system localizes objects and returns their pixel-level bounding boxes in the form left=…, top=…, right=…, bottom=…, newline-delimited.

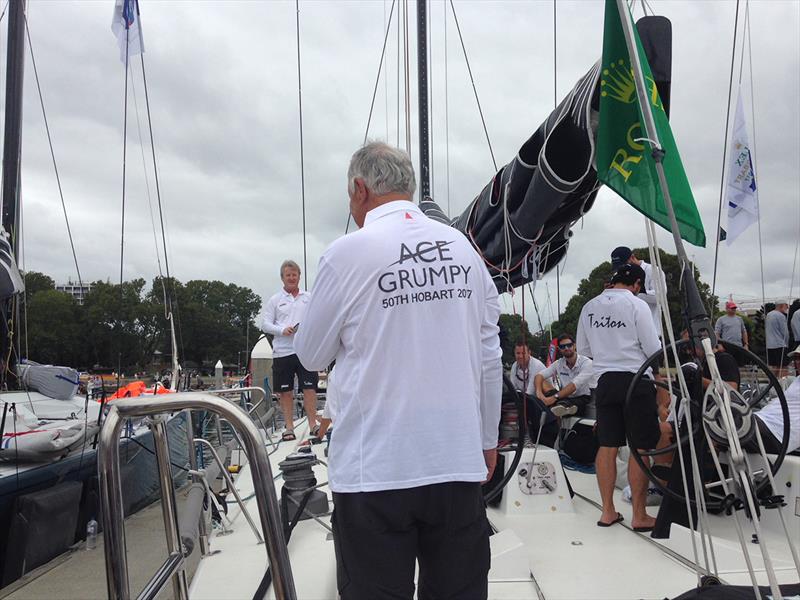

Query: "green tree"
left=551, top=248, right=718, bottom=340
left=24, top=289, right=84, bottom=366
left=498, top=313, right=551, bottom=366
left=22, top=271, right=55, bottom=296
left=82, top=278, right=152, bottom=370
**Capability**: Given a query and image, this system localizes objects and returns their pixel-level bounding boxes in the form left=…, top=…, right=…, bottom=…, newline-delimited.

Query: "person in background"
left=294, top=142, right=501, bottom=599
left=534, top=333, right=596, bottom=418
left=577, top=263, right=662, bottom=532
left=714, top=300, right=749, bottom=365
left=765, top=300, right=790, bottom=377
left=261, top=259, right=318, bottom=441
left=715, top=301, right=748, bottom=348
left=510, top=341, right=546, bottom=397
left=610, top=246, right=667, bottom=337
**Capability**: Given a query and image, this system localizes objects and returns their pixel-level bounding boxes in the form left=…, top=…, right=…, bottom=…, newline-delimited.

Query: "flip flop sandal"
left=281, top=430, right=297, bottom=442
left=597, top=512, right=624, bottom=527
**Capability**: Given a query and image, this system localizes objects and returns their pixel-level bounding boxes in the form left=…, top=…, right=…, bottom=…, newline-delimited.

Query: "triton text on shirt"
left=587, top=313, right=627, bottom=328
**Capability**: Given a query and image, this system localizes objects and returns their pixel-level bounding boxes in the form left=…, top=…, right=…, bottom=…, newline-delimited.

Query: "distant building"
left=56, top=280, right=93, bottom=305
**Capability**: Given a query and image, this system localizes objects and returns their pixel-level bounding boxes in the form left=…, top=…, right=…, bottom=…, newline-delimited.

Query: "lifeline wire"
left=711, top=0, right=741, bottom=299
left=449, top=0, right=496, bottom=171
left=295, top=0, right=308, bottom=289
left=138, top=3, right=186, bottom=360
left=346, top=0, right=397, bottom=235
left=743, top=3, right=767, bottom=325
left=117, top=26, right=131, bottom=395
left=23, top=14, right=83, bottom=291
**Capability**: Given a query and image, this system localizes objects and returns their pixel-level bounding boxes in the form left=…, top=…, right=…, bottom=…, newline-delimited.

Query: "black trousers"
left=332, top=482, right=490, bottom=600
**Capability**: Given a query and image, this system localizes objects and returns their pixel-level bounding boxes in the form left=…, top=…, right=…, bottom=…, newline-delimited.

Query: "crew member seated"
left=534, top=333, right=596, bottom=418
left=508, top=340, right=561, bottom=447
left=509, top=340, right=545, bottom=396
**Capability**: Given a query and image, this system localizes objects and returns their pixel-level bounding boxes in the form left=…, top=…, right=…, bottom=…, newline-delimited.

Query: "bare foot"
left=631, top=515, right=656, bottom=530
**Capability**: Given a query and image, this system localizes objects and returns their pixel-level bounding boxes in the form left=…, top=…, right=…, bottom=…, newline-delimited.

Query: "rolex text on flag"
left=596, top=0, right=706, bottom=247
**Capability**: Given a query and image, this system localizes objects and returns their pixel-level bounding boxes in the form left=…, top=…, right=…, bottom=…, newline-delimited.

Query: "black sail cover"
left=420, top=17, right=673, bottom=292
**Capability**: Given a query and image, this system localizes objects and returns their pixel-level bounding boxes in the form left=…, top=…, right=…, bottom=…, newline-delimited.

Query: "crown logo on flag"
left=601, top=59, right=636, bottom=104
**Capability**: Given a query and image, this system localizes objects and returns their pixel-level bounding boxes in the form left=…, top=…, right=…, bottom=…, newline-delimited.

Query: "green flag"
left=596, top=0, right=706, bottom=247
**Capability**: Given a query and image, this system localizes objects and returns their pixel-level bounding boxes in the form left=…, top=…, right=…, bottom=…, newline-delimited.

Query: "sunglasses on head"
left=558, top=343, right=574, bottom=349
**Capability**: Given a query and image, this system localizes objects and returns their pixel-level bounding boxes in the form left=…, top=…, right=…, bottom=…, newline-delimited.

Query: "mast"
left=1, top=0, right=27, bottom=254
left=416, top=0, right=431, bottom=200
left=614, top=0, right=711, bottom=337
left=1, top=0, right=28, bottom=388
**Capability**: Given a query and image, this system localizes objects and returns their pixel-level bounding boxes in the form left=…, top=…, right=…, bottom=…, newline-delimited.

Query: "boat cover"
left=419, top=17, right=673, bottom=292
left=17, top=361, right=79, bottom=401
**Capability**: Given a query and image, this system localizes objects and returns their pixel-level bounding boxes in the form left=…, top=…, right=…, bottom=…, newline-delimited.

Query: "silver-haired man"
left=295, top=142, right=502, bottom=599
left=261, top=259, right=318, bottom=441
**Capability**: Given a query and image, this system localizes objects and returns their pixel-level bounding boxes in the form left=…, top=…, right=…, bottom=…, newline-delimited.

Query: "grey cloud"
left=8, top=0, right=799, bottom=321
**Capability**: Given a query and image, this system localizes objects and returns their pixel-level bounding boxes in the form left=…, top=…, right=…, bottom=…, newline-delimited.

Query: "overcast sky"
left=7, top=0, right=800, bottom=326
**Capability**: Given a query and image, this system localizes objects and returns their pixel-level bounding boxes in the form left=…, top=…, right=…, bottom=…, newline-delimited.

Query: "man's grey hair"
left=347, top=141, right=416, bottom=198
left=280, top=259, right=301, bottom=278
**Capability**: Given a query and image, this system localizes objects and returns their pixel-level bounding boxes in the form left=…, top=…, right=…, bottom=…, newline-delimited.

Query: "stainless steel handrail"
left=98, top=392, right=297, bottom=600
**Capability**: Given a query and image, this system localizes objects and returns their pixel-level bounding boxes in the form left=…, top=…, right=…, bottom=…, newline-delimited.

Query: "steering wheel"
left=626, top=340, right=790, bottom=512
left=483, top=375, right=527, bottom=504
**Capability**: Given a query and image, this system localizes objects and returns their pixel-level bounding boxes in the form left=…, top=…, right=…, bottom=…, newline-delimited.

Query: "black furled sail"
left=420, top=17, right=673, bottom=292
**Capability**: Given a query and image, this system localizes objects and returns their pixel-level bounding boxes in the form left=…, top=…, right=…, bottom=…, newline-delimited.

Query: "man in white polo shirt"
left=295, top=142, right=502, bottom=599
left=510, top=340, right=546, bottom=396
left=260, top=259, right=318, bottom=441
left=534, top=333, right=596, bottom=417
left=577, top=263, right=662, bottom=532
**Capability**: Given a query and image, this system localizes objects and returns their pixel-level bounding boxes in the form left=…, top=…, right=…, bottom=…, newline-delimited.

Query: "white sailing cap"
left=788, top=345, right=800, bottom=358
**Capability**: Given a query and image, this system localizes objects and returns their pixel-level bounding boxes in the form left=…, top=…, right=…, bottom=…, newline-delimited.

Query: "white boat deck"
left=189, top=421, right=800, bottom=600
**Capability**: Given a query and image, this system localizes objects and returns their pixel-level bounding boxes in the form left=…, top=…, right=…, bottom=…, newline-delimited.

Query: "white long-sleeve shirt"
left=294, top=200, right=502, bottom=493
left=510, top=357, right=546, bottom=396
left=260, top=289, right=311, bottom=358
left=576, top=288, right=661, bottom=378
left=638, top=260, right=666, bottom=337
left=538, top=354, right=596, bottom=397
left=755, top=377, right=800, bottom=453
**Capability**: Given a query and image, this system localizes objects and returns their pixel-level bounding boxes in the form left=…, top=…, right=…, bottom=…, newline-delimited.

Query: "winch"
left=278, top=450, right=329, bottom=526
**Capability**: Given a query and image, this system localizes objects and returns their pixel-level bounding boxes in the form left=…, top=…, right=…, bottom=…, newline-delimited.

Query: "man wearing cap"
left=745, top=345, right=800, bottom=455
left=714, top=301, right=749, bottom=365
left=765, top=301, right=790, bottom=376
left=577, top=263, right=662, bottom=531
left=610, top=247, right=667, bottom=337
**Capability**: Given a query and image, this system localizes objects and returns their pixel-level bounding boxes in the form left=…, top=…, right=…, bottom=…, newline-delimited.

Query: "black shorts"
left=766, top=347, right=789, bottom=367
left=332, top=482, right=489, bottom=600
left=273, top=354, right=318, bottom=392
left=595, top=371, right=660, bottom=449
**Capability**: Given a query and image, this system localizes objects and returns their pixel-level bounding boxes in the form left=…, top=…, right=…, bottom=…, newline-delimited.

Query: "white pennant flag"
left=724, top=91, right=759, bottom=245
left=111, top=0, right=144, bottom=65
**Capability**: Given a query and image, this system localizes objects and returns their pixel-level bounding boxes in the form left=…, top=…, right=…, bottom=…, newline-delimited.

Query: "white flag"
left=724, top=91, right=758, bottom=245
left=111, top=0, right=144, bottom=65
